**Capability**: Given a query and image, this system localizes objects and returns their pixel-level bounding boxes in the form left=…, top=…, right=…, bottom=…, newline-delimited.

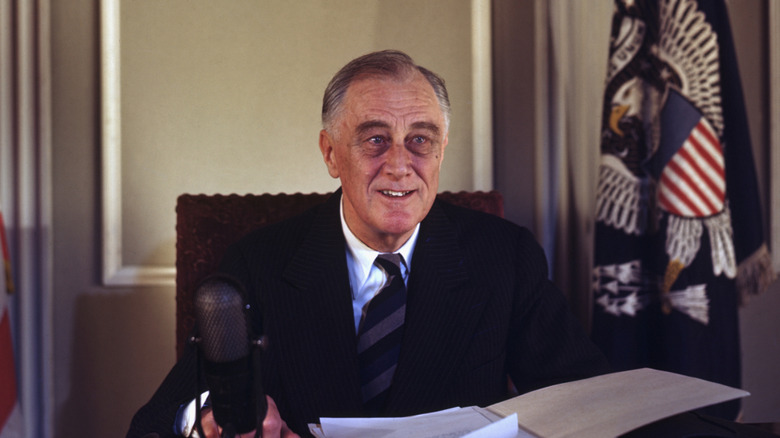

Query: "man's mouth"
left=380, top=190, right=413, bottom=197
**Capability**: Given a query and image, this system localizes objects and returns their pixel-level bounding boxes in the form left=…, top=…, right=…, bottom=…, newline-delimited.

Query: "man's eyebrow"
left=410, top=121, right=442, bottom=137
left=355, top=120, right=443, bottom=137
left=356, top=120, right=391, bottom=136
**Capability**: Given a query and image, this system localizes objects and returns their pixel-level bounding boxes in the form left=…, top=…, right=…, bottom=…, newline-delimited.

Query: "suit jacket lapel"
left=388, top=200, right=490, bottom=412
left=279, top=190, right=364, bottom=414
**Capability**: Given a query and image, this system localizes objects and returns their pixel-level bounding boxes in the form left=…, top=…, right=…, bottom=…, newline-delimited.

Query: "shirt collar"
left=340, top=195, right=418, bottom=283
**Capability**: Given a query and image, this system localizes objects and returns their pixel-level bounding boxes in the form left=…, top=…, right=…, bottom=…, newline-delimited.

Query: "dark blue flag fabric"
left=592, top=0, right=775, bottom=420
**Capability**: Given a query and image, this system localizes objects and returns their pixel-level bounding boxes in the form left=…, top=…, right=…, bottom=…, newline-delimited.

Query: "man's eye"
left=368, top=136, right=385, bottom=145
left=411, top=136, right=427, bottom=144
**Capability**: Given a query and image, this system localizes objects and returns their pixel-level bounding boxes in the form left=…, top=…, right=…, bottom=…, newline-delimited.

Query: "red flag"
left=0, top=211, right=23, bottom=437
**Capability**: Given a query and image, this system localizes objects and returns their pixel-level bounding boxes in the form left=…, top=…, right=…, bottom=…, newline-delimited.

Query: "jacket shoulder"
left=434, top=199, right=548, bottom=274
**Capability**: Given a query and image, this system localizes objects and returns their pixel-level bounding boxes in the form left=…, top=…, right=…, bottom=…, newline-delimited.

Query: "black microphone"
left=194, top=275, right=267, bottom=436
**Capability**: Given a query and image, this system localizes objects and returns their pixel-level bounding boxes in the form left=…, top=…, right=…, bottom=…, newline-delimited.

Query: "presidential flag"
left=0, top=210, right=22, bottom=438
left=592, top=0, right=774, bottom=419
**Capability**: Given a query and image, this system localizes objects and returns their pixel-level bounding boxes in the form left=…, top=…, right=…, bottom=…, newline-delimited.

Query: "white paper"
left=309, top=368, right=748, bottom=437
left=316, top=406, right=511, bottom=438
left=462, top=414, right=533, bottom=438
left=486, top=368, right=749, bottom=438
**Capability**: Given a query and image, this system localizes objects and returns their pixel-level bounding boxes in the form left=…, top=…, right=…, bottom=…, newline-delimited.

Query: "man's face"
left=319, top=72, right=448, bottom=252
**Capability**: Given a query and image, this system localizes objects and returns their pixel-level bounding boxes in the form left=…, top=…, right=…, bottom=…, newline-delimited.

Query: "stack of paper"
left=309, top=368, right=749, bottom=438
left=310, top=407, right=524, bottom=438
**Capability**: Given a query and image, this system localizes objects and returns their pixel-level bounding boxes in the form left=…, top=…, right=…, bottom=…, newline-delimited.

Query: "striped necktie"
left=357, top=253, right=407, bottom=412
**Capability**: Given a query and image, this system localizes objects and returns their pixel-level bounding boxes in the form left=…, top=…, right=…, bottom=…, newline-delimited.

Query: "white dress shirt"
left=340, top=197, right=417, bottom=332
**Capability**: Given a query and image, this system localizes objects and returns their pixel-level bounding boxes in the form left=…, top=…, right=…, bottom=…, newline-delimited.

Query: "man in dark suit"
left=127, top=49, right=609, bottom=438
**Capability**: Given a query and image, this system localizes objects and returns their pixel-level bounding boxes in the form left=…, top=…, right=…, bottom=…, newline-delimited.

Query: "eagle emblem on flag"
left=592, top=0, right=773, bottom=419
left=594, top=0, right=736, bottom=325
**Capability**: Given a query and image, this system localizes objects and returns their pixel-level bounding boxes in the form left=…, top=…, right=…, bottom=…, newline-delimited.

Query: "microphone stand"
left=191, top=287, right=268, bottom=438
left=221, top=338, right=266, bottom=438
left=251, top=336, right=268, bottom=438
left=191, top=334, right=208, bottom=438
left=221, top=425, right=238, bottom=438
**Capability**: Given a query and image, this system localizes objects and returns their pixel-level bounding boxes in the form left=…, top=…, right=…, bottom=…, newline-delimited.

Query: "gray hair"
left=321, top=50, right=451, bottom=133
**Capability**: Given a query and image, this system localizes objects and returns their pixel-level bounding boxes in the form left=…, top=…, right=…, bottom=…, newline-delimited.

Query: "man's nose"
left=383, top=141, right=412, bottom=176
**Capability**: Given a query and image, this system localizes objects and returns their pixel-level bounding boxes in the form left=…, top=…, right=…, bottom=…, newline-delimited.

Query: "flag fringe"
left=737, top=243, right=777, bottom=306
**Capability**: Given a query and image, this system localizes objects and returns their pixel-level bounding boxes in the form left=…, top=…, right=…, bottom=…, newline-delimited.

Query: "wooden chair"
left=175, top=191, right=504, bottom=359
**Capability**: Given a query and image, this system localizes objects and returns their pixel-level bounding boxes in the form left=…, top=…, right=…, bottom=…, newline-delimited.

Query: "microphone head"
left=194, top=275, right=250, bottom=363
left=194, top=274, right=258, bottom=433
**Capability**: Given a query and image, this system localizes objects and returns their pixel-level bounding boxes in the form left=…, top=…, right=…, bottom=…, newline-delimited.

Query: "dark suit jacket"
left=127, top=191, right=609, bottom=437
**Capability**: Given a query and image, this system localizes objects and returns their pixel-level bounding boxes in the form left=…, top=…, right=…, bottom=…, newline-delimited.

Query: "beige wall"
left=49, top=0, right=777, bottom=436
left=116, top=0, right=480, bottom=272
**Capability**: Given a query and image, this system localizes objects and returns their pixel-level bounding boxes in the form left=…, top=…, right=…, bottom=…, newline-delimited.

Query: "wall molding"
left=100, top=0, right=175, bottom=286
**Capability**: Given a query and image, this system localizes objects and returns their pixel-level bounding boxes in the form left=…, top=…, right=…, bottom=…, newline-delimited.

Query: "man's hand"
left=198, top=395, right=300, bottom=438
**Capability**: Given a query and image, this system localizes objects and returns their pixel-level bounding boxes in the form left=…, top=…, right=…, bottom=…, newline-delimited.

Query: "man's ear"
left=319, top=129, right=340, bottom=178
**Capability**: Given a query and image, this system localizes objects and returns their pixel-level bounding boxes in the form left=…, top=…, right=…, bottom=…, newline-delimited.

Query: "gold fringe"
left=737, top=243, right=776, bottom=307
